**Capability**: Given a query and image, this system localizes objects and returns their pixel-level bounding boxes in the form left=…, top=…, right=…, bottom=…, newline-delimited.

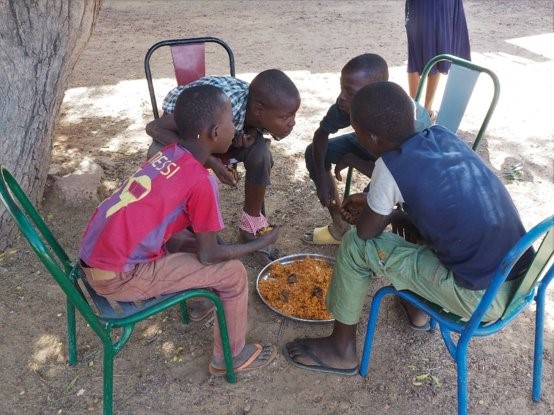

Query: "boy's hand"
left=232, top=128, right=258, bottom=149
left=340, top=193, right=366, bottom=224
left=334, top=154, right=353, bottom=181
left=315, top=175, right=335, bottom=207
left=212, top=161, right=238, bottom=187
left=256, top=225, right=280, bottom=245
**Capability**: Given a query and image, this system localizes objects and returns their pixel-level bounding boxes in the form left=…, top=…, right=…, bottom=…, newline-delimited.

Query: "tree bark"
left=0, top=0, right=103, bottom=250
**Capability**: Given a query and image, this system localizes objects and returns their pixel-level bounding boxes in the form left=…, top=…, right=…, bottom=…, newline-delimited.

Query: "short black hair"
left=351, top=81, right=415, bottom=145
left=174, top=84, right=229, bottom=139
left=249, top=69, right=300, bottom=109
left=343, top=53, right=389, bottom=83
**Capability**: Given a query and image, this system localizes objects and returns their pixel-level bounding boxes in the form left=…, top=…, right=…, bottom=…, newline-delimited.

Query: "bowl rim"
left=256, top=253, right=336, bottom=323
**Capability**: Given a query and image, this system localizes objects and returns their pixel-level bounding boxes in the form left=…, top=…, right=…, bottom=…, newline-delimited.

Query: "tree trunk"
left=0, top=0, right=103, bottom=250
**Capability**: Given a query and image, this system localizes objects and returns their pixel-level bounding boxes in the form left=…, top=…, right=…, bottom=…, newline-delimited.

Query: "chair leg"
left=103, top=344, right=115, bottom=415
left=532, top=289, right=546, bottom=402
left=66, top=298, right=78, bottom=366
left=212, top=297, right=236, bottom=383
left=360, top=288, right=391, bottom=376
left=456, top=346, right=469, bottom=415
left=179, top=300, right=190, bottom=324
left=343, top=167, right=353, bottom=199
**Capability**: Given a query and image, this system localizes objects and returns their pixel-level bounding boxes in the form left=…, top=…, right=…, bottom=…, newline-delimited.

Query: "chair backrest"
left=0, top=166, right=100, bottom=325
left=503, top=222, right=554, bottom=317
left=415, top=54, right=500, bottom=150
left=144, top=37, right=235, bottom=119
left=466, top=216, right=554, bottom=328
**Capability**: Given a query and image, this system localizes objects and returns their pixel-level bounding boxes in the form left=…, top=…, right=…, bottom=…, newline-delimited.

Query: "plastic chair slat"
left=504, top=229, right=554, bottom=316
left=436, top=64, right=480, bottom=133
left=171, top=43, right=206, bottom=86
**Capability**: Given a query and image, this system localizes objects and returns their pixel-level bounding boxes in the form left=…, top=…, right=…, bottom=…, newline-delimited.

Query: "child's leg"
left=367, top=232, right=516, bottom=322
left=284, top=227, right=381, bottom=372
left=229, top=137, right=270, bottom=219
left=106, top=253, right=249, bottom=358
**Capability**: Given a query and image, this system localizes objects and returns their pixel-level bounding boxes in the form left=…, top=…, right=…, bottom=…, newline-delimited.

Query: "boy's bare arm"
left=355, top=203, right=390, bottom=240
left=312, top=127, right=330, bottom=181
left=145, top=113, right=180, bottom=146
left=195, top=227, right=280, bottom=265
left=312, top=128, right=336, bottom=206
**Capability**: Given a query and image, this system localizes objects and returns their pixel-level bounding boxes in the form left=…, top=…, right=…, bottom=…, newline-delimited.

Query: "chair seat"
left=73, top=265, right=190, bottom=322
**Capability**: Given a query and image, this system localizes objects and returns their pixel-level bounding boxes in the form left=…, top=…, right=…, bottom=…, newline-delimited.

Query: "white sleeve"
left=366, top=158, right=404, bottom=215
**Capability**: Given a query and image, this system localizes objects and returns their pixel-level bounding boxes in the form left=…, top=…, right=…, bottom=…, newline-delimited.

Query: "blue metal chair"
left=343, top=54, right=500, bottom=198
left=0, top=166, right=236, bottom=415
left=359, top=215, right=554, bottom=415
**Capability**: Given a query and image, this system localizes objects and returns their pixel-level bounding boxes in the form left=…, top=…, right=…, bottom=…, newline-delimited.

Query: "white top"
left=366, top=158, right=404, bottom=215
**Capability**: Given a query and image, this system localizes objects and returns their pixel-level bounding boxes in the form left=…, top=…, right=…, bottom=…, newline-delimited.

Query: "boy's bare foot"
left=209, top=343, right=277, bottom=376
left=283, top=337, right=358, bottom=376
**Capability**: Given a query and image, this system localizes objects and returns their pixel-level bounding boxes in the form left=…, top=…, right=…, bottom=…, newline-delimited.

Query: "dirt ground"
left=1, top=1, right=553, bottom=414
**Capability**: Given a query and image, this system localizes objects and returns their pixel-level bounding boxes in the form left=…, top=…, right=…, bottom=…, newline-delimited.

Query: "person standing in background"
left=405, top=0, right=471, bottom=116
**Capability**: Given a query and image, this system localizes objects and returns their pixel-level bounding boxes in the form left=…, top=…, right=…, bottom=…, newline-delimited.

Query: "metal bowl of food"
left=256, top=253, right=335, bottom=323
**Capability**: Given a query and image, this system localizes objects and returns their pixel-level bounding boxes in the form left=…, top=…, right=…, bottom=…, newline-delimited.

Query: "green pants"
left=326, top=229, right=520, bottom=325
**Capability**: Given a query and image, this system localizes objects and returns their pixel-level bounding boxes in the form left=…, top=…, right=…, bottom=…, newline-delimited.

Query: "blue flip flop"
left=282, top=341, right=358, bottom=376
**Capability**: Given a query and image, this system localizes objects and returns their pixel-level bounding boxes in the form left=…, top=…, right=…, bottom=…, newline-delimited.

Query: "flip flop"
left=282, top=341, right=358, bottom=376
left=208, top=343, right=277, bottom=376
left=188, top=299, right=215, bottom=322
left=302, top=225, right=341, bottom=245
left=398, top=299, right=431, bottom=331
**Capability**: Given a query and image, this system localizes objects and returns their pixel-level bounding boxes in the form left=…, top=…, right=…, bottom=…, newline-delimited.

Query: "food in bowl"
left=258, top=257, right=333, bottom=320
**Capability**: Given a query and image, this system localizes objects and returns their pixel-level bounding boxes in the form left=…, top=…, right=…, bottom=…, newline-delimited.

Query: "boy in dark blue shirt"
left=303, top=54, right=429, bottom=245
left=285, top=81, right=531, bottom=376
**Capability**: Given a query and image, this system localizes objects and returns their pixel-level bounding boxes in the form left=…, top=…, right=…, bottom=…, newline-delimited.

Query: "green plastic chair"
left=0, top=165, right=236, bottom=415
left=415, top=53, right=500, bottom=151
left=360, top=215, right=554, bottom=415
left=343, top=53, right=500, bottom=198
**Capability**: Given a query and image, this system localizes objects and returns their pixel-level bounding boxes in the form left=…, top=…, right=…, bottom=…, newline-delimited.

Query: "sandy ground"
left=1, top=1, right=553, bottom=414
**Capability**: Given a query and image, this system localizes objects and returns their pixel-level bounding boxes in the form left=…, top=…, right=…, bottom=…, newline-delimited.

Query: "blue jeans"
left=304, top=132, right=375, bottom=191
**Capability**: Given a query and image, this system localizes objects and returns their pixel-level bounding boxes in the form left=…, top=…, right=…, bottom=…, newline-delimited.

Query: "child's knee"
left=227, top=260, right=248, bottom=291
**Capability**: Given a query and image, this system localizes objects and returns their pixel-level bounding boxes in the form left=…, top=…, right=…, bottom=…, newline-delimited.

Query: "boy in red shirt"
left=80, top=84, right=278, bottom=375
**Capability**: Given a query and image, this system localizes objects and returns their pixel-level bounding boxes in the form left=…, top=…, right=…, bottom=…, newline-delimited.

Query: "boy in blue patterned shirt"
left=146, top=69, right=300, bottom=266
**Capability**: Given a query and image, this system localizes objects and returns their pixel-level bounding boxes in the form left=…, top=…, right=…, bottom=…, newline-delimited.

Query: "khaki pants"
left=327, top=230, right=521, bottom=325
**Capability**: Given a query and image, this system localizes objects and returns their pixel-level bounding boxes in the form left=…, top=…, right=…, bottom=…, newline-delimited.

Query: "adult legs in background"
left=408, top=71, right=441, bottom=113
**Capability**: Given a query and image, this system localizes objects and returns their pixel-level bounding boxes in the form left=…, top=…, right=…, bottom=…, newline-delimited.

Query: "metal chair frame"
left=144, top=37, right=235, bottom=119
left=359, top=215, right=554, bottom=415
